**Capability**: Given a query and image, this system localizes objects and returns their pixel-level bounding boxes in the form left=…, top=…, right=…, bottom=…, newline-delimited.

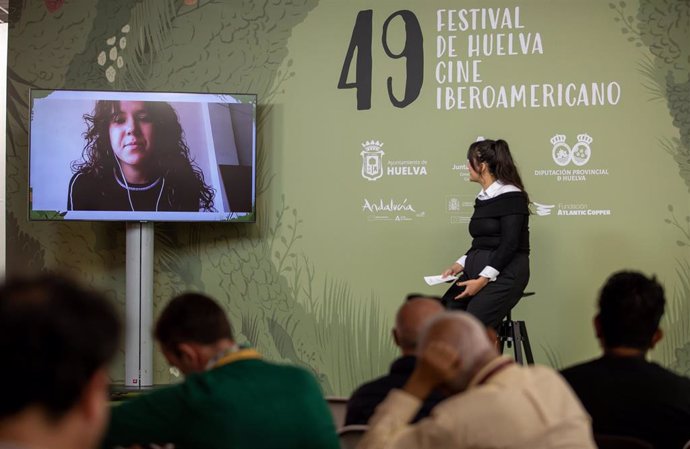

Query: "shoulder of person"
left=68, top=171, right=98, bottom=209
left=349, top=374, right=393, bottom=399
left=559, top=357, right=601, bottom=378
left=648, top=360, right=690, bottom=387
left=474, top=191, right=529, bottom=217
left=496, top=182, right=521, bottom=193
left=69, top=171, right=101, bottom=190
left=258, top=361, right=324, bottom=389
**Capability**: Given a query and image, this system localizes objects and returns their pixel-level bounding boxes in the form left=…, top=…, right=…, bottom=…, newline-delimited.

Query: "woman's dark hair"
left=467, top=139, right=529, bottom=203
left=72, top=100, right=215, bottom=211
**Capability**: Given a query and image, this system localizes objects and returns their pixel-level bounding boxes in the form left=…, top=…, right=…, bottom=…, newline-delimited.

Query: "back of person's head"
left=154, top=293, right=233, bottom=355
left=405, top=293, right=442, bottom=302
left=467, top=139, right=527, bottom=196
left=0, top=275, right=120, bottom=427
left=418, top=311, right=497, bottom=393
left=394, top=297, right=444, bottom=355
left=597, top=270, right=665, bottom=350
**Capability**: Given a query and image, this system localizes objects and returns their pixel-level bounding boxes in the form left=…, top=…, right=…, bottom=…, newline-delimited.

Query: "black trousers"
left=442, top=250, right=530, bottom=329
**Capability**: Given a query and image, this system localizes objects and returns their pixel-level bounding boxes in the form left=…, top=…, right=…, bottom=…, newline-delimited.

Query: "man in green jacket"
left=101, top=293, right=339, bottom=449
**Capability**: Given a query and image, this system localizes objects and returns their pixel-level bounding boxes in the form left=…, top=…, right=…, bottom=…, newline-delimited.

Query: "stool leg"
left=498, top=321, right=506, bottom=355
left=519, top=321, right=534, bottom=365
left=505, top=312, right=513, bottom=348
left=512, top=321, right=524, bottom=365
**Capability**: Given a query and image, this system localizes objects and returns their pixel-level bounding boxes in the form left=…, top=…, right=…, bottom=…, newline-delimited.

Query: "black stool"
left=497, top=292, right=534, bottom=365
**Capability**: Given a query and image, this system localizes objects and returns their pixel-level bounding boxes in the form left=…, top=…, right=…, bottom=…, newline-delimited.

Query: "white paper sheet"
left=424, top=274, right=459, bottom=286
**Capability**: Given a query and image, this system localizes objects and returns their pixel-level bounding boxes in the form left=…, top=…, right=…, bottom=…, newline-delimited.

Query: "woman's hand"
left=454, top=277, right=489, bottom=299
left=441, top=262, right=463, bottom=278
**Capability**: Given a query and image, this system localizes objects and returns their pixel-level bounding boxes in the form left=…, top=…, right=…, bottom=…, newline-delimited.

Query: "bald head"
left=418, top=312, right=498, bottom=392
left=394, top=298, right=444, bottom=355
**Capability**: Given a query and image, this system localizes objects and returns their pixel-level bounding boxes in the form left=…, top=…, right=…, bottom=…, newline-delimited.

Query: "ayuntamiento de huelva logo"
left=360, top=140, right=428, bottom=181
left=361, top=141, right=385, bottom=181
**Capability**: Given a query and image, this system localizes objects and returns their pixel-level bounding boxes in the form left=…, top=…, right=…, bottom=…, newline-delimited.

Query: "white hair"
left=418, top=311, right=495, bottom=390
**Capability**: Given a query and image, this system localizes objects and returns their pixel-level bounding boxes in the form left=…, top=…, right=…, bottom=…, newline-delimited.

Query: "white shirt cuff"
left=479, top=266, right=499, bottom=281
left=456, top=255, right=467, bottom=267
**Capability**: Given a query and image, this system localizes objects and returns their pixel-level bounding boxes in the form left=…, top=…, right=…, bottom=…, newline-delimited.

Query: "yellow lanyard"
left=213, top=348, right=262, bottom=369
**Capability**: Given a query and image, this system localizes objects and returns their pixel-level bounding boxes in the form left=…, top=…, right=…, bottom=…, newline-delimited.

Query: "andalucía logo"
left=361, top=140, right=385, bottom=181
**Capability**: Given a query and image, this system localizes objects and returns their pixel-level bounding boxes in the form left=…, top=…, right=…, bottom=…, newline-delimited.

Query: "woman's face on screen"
left=109, top=101, right=156, bottom=170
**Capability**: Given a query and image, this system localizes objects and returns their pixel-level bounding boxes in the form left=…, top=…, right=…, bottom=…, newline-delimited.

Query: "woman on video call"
left=67, top=100, right=215, bottom=212
left=441, top=138, right=530, bottom=329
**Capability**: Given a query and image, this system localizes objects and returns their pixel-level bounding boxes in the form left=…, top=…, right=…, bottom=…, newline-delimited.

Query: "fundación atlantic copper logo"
left=551, top=133, right=593, bottom=166
left=361, top=140, right=385, bottom=181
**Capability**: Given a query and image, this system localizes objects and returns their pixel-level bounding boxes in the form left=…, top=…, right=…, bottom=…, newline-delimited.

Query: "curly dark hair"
left=72, top=100, right=215, bottom=211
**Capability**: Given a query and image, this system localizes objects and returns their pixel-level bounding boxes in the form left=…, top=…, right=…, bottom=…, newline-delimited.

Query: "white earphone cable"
left=114, top=157, right=136, bottom=212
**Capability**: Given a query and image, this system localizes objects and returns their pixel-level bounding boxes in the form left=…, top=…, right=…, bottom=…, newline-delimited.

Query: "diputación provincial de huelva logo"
left=551, top=133, right=593, bottom=166
left=531, top=200, right=611, bottom=217
left=360, top=140, right=428, bottom=181
left=533, top=133, right=609, bottom=182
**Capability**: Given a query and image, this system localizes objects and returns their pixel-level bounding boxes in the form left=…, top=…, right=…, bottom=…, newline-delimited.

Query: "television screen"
left=29, top=89, right=256, bottom=222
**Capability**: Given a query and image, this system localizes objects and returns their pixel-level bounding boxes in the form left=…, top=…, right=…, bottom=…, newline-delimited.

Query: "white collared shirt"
left=456, top=181, right=521, bottom=281
left=476, top=180, right=521, bottom=201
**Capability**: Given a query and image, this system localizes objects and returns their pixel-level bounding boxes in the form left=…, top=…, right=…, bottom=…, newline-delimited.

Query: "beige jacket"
left=357, top=357, right=596, bottom=449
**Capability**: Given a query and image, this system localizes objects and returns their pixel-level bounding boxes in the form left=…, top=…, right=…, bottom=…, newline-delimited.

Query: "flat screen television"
left=29, top=89, right=256, bottom=222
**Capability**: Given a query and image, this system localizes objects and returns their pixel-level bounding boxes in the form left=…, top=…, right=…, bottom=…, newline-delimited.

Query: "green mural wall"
left=6, top=0, right=690, bottom=395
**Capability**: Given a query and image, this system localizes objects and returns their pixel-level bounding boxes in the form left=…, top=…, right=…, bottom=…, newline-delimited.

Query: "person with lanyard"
left=358, top=312, right=596, bottom=449
left=441, top=138, right=531, bottom=329
left=101, top=293, right=339, bottom=449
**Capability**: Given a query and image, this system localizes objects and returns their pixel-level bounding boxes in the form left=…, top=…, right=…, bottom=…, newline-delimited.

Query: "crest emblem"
left=550, top=133, right=593, bottom=166
left=361, top=140, right=385, bottom=181
left=571, top=134, right=593, bottom=166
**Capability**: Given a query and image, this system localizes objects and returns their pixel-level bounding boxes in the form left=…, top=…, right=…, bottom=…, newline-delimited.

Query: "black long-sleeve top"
left=467, top=191, right=530, bottom=272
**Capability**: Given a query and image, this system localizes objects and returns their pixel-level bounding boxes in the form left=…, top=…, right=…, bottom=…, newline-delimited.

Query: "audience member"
left=358, top=311, right=595, bottom=449
left=0, top=275, right=121, bottom=449
left=345, top=297, right=445, bottom=425
left=101, top=293, right=339, bottom=449
left=404, top=293, right=442, bottom=302
left=561, top=271, right=690, bottom=448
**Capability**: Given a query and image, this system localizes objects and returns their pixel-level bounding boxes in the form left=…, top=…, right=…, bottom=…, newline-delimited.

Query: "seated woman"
left=441, top=138, right=530, bottom=329
left=68, top=100, right=215, bottom=212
